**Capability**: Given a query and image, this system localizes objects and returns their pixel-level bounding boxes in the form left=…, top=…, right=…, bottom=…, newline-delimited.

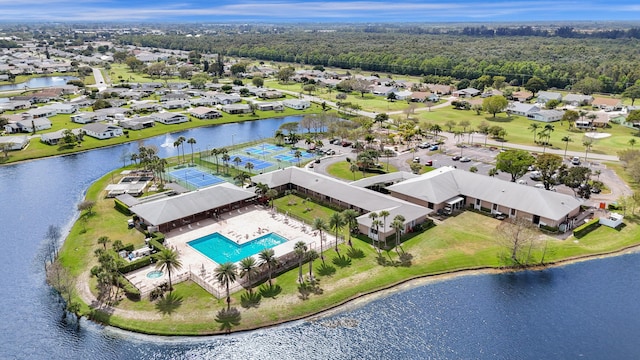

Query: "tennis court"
left=230, top=155, right=274, bottom=170
left=243, top=143, right=284, bottom=156
left=169, top=168, right=226, bottom=188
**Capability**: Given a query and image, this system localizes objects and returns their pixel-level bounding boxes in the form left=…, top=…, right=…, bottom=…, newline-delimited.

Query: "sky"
left=2, top=0, right=640, bottom=23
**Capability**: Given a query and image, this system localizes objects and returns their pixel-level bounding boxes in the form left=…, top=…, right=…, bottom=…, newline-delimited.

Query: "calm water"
left=188, top=232, right=288, bottom=263
left=1, top=116, right=639, bottom=359
left=0, top=75, right=78, bottom=91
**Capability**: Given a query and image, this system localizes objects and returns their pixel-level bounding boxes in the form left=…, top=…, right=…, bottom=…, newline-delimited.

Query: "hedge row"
left=573, top=218, right=600, bottom=239
left=117, top=275, right=141, bottom=301
left=113, top=198, right=132, bottom=216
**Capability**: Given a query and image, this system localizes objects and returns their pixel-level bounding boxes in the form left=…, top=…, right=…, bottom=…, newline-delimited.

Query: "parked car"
left=530, top=171, right=542, bottom=180
left=418, top=142, right=431, bottom=149
left=452, top=155, right=462, bottom=161
left=424, top=160, right=433, bottom=166
left=571, top=156, right=581, bottom=165
left=329, top=138, right=340, bottom=144
left=413, top=157, right=420, bottom=163
left=341, top=141, right=352, bottom=147
left=325, top=149, right=336, bottom=155
left=459, top=157, right=471, bottom=162
left=429, top=145, right=439, bottom=151
left=314, top=158, right=321, bottom=163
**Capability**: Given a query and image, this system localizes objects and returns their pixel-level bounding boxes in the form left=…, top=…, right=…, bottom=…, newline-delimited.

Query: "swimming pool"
left=188, top=232, right=288, bottom=263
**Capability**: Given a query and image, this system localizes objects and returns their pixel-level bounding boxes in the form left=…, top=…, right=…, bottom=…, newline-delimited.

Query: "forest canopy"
left=118, top=28, right=640, bottom=93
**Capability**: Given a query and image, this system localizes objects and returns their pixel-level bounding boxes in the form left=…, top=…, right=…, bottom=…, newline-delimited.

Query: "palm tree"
left=583, top=139, right=593, bottom=165
left=254, top=182, right=269, bottom=198
left=368, top=211, right=379, bottom=245
left=214, top=262, right=238, bottom=309
left=187, top=137, right=196, bottom=165
left=529, top=123, right=540, bottom=143
left=312, top=217, right=328, bottom=263
left=239, top=257, right=258, bottom=294
left=306, top=249, right=319, bottom=282
left=222, top=153, right=231, bottom=174
left=177, top=136, right=187, bottom=163
left=233, top=156, right=242, bottom=169
left=258, top=248, right=277, bottom=286
left=541, top=124, right=554, bottom=153
left=371, top=219, right=383, bottom=253
left=274, top=130, right=285, bottom=146
left=173, top=140, right=182, bottom=163
left=294, top=241, right=308, bottom=283
left=97, top=236, right=110, bottom=250
left=349, top=163, right=359, bottom=180
left=245, top=161, right=254, bottom=175
left=341, top=209, right=359, bottom=248
left=210, top=148, right=221, bottom=173
left=378, top=210, right=390, bottom=248
left=629, top=138, right=637, bottom=148
left=155, top=248, right=182, bottom=294
left=294, top=150, right=303, bottom=167
left=561, top=136, right=572, bottom=158
left=329, top=212, right=345, bottom=253
left=391, top=215, right=405, bottom=252
left=130, top=153, right=139, bottom=167
left=265, top=189, right=278, bottom=208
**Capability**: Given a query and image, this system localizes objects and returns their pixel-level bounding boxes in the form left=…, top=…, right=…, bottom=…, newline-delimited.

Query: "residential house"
left=23, top=107, right=56, bottom=118
left=119, top=116, right=156, bottom=130
left=563, top=94, right=594, bottom=107
left=282, top=99, right=311, bottom=110
left=221, top=104, right=251, bottom=114
left=161, top=100, right=190, bottom=110
left=510, top=90, right=534, bottom=102
left=371, top=85, right=396, bottom=96
left=4, top=117, right=52, bottom=133
left=254, top=101, right=284, bottom=111
left=0, top=135, right=29, bottom=150
left=536, top=91, right=563, bottom=104
left=71, top=112, right=99, bottom=124
left=190, top=97, right=218, bottom=107
left=160, top=93, right=189, bottom=102
left=95, top=107, right=131, bottom=119
left=130, top=102, right=162, bottom=113
left=82, top=123, right=123, bottom=139
left=214, top=94, right=242, bottom=105
left=481, top=89, right=503, bottom=98
left=426, top=84, right=453, bottom=95
left=452, top=88, right=481, bottom=98
left=592, top=97, right=622, bottom=111
left=507, top=102, right=540, bottom=117
left=40, top=128, right=81, bottom=145
left=527, top=109, right=564, bottom=122
left=393, top=90, right=413, bottom=101
left=152, top=112, right=189, bottom=125
left=0, top=100, right=31, bottom=111
left=44, top=103, right=77, bottom=114
left=256, top=90, right=284, bottom=99
left=189, top=106, right=222, bottom=119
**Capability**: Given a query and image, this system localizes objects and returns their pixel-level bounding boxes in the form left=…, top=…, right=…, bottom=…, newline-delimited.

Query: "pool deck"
left=126, top=205, right=320, bottom=297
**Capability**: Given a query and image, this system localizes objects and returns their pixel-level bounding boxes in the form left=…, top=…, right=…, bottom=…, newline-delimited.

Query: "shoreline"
left=81, top=241, right=640, bottom=336
left=0, top=112, right=310, bottom=166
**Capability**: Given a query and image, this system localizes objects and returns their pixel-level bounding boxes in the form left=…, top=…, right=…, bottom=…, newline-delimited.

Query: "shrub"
left=117, top=275, right=141, bottom=300
left=113, top=198, right=132, bottom=215
left=573, top=218, right=600, bottom=239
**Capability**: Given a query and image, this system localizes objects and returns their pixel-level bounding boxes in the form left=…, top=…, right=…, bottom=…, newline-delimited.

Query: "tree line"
left=117, top=30, right=640, bottom=92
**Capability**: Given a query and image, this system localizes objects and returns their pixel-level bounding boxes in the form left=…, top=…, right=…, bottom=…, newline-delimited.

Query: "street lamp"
left=231, top=133, right=236, bottom=148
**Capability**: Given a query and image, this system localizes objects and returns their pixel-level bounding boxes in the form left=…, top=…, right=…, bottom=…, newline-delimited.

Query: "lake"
left=1, top=116, right=639, bottom=359
left=0, top=75, right=78, bottom=91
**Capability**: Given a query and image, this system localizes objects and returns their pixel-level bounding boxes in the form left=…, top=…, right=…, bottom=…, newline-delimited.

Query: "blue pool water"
left=146, top=270, right=163, bottom=279
left=188, top=232, right=288, bottom=263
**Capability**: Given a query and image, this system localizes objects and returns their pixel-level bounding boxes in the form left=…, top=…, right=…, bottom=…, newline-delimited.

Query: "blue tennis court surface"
left=169, top=168, right=225, bottom=188
left=243, top=143, right=284, bottom=155
left=231, top=155, right=273, bottom=170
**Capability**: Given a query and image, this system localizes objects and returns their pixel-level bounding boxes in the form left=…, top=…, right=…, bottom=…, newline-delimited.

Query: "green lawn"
left=326, top=159, right=399, bottom=181
left=419, top=107, right=639, bottom=156
left=58, top=165, right=640, bottom=335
